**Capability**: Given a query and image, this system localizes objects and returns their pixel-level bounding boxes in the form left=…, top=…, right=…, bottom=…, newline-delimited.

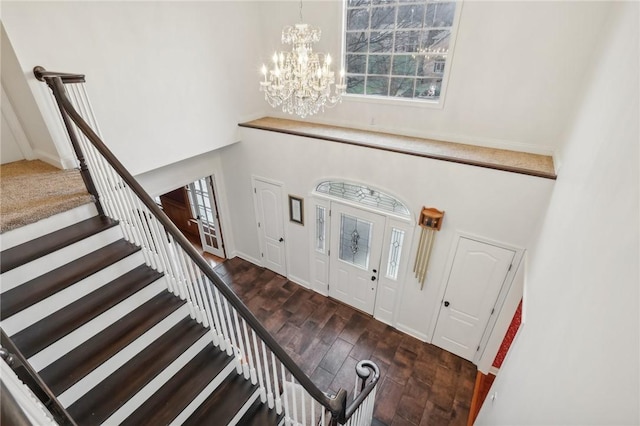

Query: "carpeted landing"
left=0, top=160, right=93, bottom=234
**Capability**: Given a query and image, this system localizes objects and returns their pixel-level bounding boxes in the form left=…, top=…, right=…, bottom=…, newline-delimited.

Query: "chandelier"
left=260, top=4, right=346, bottom=118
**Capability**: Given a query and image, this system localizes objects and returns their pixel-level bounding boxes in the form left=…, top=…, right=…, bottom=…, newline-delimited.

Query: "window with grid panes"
left=344, top=0, right=457, bottom=101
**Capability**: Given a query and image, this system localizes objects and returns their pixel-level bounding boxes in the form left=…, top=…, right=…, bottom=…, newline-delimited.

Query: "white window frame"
left=341, top=0, right=464, bottom=109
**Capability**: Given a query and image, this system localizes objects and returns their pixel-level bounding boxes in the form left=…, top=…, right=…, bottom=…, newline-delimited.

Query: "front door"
left=253, top=178, right=287, bottom=276
left=329, top=203, right=385, bottom=315
left=432, top=237, right=515, bottom=361
left=187, top=176, right=225, bottom=258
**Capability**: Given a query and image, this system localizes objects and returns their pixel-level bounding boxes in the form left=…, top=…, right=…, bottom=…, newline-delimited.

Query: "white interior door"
left=254, top=178, right=287, bottom=276
left=432, top=237, right=515, bottom=361
left=329, top=203, right=385, bottom=314
left=187, top=177, right=225, bottom=258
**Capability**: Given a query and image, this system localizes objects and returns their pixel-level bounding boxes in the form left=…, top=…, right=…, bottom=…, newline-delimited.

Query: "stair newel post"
left=43, top=74, right=105, bottom=217
left=329, top=389, right=347, bottom=426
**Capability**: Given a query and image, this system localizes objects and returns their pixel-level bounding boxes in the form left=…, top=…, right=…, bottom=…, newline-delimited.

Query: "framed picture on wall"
left=289, top=195, right=304, bottom=225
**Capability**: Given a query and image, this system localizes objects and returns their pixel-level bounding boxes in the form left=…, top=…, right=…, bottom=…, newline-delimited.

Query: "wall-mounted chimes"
left=413, top=207, right=444, bottom=288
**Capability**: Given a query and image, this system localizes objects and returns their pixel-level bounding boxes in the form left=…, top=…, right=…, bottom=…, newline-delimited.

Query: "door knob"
left=444, top=301, right=450, bottom=307
left=279, top=237, right=284, bottom=242
left=371, top=276, right=376, bottom=281
left=372, top=269, right=377, bottom=273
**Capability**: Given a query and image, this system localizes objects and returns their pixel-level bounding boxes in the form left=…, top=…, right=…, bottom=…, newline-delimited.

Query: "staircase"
left=0, top=203, right=279, bottom=425
left=0, top=66, right=380, bottom=426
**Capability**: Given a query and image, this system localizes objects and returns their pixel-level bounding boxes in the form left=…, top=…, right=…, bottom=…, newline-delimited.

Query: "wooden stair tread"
left=0, top=239, right=140, bottom=320
left=40, top=292, right=185, bottom=396
left=67, top=318, right=208, bottom=425
left=122, top=344, right=234, bottom=426
left=237, top=399, right=283, bottom=426
left=0, top=215, right=118, bottom=273
left=183, top=371, right=258, bottom=425
left=11, top=265, right=163, bottom=358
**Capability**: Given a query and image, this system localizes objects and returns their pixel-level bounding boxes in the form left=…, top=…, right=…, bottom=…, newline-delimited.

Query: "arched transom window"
left=315, top=181, right=410, bottom=218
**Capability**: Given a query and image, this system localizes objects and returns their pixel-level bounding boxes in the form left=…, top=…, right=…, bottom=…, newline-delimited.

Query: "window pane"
left=366, top=76, right=389, bottom=95
left=346, top=31, right=369, bottom=53
left=348, top=0, right=371, bottom=6
left=397, top=5, right=424, bottom=28
left=368, top=54, right=391, bottom=75
left=347, top=54, right=367, bottom=74
left=415, top=78, right=442, bottom=99
left=386, top=228, right=405, bottom=280
left=390, top=77, right=415, bottom=97
left=316, top=206, right=326, bottom=253
left=347, top=75, right=366, bottom=94
left=421, top=29, right=450, bottom=53
left=394, top=30, right=421, bottom=53
left=371, top=6, right=396, bottom=30
left=339, top=214, right=372, bottom=270
left=347, top=8, right=370, bottom=30
left=392, top=55, right=417, bottom=76
left=417, top=55, right=447, bottom=77
left=425, top=2, right=456, bottom=27
left=368, top=31, right=394, bottom=53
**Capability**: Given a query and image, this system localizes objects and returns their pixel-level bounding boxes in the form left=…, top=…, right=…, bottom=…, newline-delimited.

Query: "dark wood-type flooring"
left=213, top=257, right=476, bottom=426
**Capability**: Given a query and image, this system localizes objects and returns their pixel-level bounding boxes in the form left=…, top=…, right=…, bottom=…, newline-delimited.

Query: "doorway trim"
left=428, top=230, right=525, bottom=364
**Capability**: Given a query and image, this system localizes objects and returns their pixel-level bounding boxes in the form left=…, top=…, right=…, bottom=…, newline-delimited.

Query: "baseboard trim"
left=231, top=251, right=262, bottom=267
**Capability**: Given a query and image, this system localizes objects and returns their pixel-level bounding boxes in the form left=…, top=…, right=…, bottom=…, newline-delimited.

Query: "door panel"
left=432, top=237, right=515, bottom=361
left=329, top=203, right=385, bottom=314
left=254, top=179, right=287, bottom=276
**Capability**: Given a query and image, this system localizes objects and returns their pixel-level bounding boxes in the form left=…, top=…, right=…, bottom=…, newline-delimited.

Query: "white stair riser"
left=1, top=251, right=146, bottom=335
left=58, top=303, right=190, bottom=407
left=229, top=388, right=262, bottom=426
left=28, top=278, right=165, bottom=371
left=103, top=335, right=212, bottom=425
left=169, top=360, right=238, bottom=426
left=1, top=226, right=123, bottom=292
left=0, top=204, right=97, bottom=250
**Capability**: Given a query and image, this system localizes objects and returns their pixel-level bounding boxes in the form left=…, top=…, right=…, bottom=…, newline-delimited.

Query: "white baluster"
left=241, top=318, right=258, bottom=384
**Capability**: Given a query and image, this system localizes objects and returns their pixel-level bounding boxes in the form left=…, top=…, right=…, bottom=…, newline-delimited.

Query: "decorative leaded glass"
left=316, top=205, right=326, bottom=253
left=386, top=228, right=405, bottom=280
left=339, top=214, right=372, bottom=269
left=315, top=181, right=410, bottom=217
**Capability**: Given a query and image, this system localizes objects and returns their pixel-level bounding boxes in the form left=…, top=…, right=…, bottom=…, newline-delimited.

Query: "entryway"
left=159, top=175, right=226, bottom=260
left=328, top=203, right=385, bottom=315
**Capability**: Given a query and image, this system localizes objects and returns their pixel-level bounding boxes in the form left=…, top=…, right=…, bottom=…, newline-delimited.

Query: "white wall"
left=477, top=2, right=639, bottom=424
left=1, top=24, right=61, bottom=167
left=258, top=1, right=611, bottom=160
left=223, top=127, right=554, bottom=341
left=1, top=1, right=266, bottom=175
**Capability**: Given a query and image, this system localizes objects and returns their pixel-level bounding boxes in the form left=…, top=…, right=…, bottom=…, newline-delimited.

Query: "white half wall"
left=1, top=1, right=266, bottom=175
left=476, top=2, right=639, bottom=424
left=223, top=127, right=554, bottom=342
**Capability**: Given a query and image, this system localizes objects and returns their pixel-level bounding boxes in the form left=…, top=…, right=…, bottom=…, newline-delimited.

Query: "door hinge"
left=491, top=308, right=495, bottom=315
left=328, top=249, right=330, bottom=256
left=476, top=345, right=480, bottom=352
left=261, top=252, right=264, bottom=257
left=254, top=188, right=256, bottom=194
left=329, top=210, right=332, bottom=217
left=508, top=263, right=513, bottom=271
left=258, top=222, right=261, bottom=228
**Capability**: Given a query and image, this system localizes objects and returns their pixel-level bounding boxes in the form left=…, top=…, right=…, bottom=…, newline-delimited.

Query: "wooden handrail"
left=36, top=67, right=363, bottom=421
left=1, top=328, right=77, bottom=426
